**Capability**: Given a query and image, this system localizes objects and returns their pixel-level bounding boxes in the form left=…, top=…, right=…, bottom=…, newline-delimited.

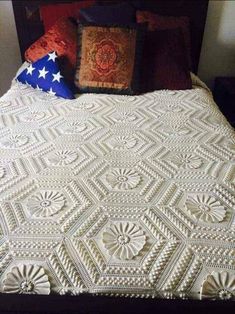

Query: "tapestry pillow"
left=79, top=2, right=136, bottom=24
left=17, top=52, right=74, bottom=99
left=40, top=0, right=95, bottom=31
left=141, top=28, right=192, bottom=91
left=25, top=18, right=77, bottom=83
left=136, top=10, right=191, bottom=68
left=74, top=24, right=145, bottom=95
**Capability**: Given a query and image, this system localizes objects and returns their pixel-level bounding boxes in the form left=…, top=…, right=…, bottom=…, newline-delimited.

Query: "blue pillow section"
left=17, top=52, right=74, bottom=99
left=79, top=2, right=136, bottom=24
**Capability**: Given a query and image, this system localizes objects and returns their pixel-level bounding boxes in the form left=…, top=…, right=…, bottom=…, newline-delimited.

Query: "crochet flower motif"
left=160, top=103, right=182, bottom=113
left=48, top=150, right=78, bottom=166
left=72, top=102, right=94, bottom=110
left=63, top=121, right=87, bottom=134
left=27, top=191, right=65, bottom=217
left=201, top=271, right=235, bottom=300
left=112, top=112, right=137, bottom=123
left=114, top=96, right=136, bottom=103
left=0, top=166, right=5, bottom=179
left=0, top=134, right=28, bottom=149
left=112, top=136, right=137, bottom=150
left=3, top=264, right=50, bottom=294
left=185, top=194, right=226, bottom=223
left=22, top=111, right=45, bottom=122
left=37, top=92, right=57, bottom=101
left=162, top=125, right=189, bottom=137
left=170, top=153, right=203, bottom=169
left=102, top=222, right=146, bottom=260
left=106, top=169, right=141, bottom=190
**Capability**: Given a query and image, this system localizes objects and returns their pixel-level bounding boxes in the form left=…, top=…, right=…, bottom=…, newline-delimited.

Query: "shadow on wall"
left=198, top=0, right=235, bottom=88
left=0, top=1, right=21, bottom=96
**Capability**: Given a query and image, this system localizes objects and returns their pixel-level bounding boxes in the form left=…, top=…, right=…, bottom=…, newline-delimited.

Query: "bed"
left=0, top=1, right=234, bottom=313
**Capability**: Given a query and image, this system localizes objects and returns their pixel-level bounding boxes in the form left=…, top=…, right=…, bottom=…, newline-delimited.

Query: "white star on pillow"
left=48, top=51, right=57, bottom=62
left=38, top=67, right=49, bottom=79
left=26, top=64, right=35, bottom=75
left=36, top=85, right=43, bottom=91
left=52, top=71, right=63, bottom=83
left=48, top=87, right=56, bottom=96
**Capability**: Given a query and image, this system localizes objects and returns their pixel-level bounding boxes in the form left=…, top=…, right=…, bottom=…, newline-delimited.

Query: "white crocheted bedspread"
left=0, top=73, right=234, bottom=300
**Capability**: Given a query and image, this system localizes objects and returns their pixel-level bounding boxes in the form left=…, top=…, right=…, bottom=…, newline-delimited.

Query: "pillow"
left=74, top=24, right=145, bottom=95
left=25, top=18, right=77, bottom=83
left=40, top=0, right=95, bottom=31
left=17, top=52, right=74, bottom=99
left=79, top=2, right=136, bottom=24
left=136, top=10, right=191, bottom=67
left=141, top=28, right=192, bottom=91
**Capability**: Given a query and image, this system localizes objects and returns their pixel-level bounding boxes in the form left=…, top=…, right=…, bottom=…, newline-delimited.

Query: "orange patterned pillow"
left=25, top=18, right=77, bottom=82
left=74, top=24, right=145, bottom=95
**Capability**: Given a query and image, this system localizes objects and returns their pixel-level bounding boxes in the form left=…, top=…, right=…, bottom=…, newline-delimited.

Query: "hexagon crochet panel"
left=0, top=75, right=234, bottom=300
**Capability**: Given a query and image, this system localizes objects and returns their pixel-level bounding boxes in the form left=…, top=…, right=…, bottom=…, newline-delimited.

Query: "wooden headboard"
left=12, top=0, right=209, bottom=73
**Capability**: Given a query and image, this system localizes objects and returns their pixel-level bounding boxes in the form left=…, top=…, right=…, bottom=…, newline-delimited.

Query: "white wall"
left=198, top=0, right=235, bottom=88
left=0, top=0, right=21, bottom=96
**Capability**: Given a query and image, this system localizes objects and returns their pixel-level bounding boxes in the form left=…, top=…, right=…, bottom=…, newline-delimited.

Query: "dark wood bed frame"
left=3, top=1, right=232, bottom=313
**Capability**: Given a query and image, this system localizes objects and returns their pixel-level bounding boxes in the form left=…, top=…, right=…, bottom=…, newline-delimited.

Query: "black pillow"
left=79, top=2, right=136, bottom=24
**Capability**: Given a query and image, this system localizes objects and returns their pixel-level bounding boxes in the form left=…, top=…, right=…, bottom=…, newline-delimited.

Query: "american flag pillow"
left=17, top=52, right=74, bottom=99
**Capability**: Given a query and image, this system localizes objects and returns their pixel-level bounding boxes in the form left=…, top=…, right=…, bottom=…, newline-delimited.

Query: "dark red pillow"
left=40, top=0, right=95, bottom=31
left=136, top=10, right=191, bottom=68
left=141, top=28, right=192, bottom=91
left=25, top=18, right=77, bottom=82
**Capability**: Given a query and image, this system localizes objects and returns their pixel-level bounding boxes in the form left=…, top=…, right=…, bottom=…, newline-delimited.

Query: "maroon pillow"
left=40, top=1, right=95, bottom=31
left=136, top=11, right=191, bottom=68
left=141, top=28, right=192, bottom=91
